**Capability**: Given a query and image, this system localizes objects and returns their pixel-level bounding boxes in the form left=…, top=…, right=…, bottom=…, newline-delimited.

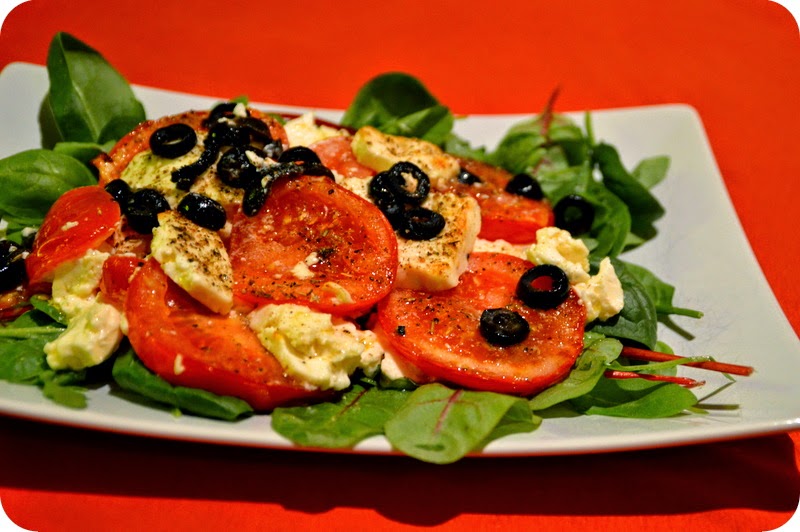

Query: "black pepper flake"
left=396, top=325, right=406, bottom=336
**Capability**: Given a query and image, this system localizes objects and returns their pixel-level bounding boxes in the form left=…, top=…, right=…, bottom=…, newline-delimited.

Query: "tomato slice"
left=26, top=186, right=121, bottom=289
left=99, top=254, right=144, bottom=310
left=94, top=108, right=289, bottom=186
left=450, top=158, right=554, bottom=244
left=125, top=259, right=325, bottom=411
left=230, top=175, right=398, bottom=317
left=310, top=136, right=375, bottom=179
left=377, top=252, right=586, bottom=396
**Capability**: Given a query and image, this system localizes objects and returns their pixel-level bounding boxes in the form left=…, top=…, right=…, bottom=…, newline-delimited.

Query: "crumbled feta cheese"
left=248, top=304, right=381, bottom=390
left=573, top=257, right=625, bottom=323
left=526, top=227, right=591, bottom=283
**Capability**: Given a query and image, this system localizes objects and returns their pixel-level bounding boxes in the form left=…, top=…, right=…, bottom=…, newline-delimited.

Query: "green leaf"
left=53, top=140, right=115, bottom=165
left=593, top=143, right=665, bottom=241
left=272, top=384, right=409, bottom=448
left=384, top=383, right=536, bottom=464
left=632, top=155, right=670, bottom=190
left=624, top=261, right=703, bottom=319
left=571, top=376, right=698, bottom=418
left=45, top=32, right=145, bottom=144
left=111, top=348, right=253, bottom=421
left=588, top=258, right=659, bottom=349
left=0, top=149, right=95, bottom=225
left=340, top=73, right=454, bottom=143
left=529, top=332, right=622, bottom=411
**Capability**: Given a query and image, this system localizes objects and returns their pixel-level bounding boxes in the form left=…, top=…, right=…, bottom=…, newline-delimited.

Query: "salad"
left=0, top=33, right=753, bottom=464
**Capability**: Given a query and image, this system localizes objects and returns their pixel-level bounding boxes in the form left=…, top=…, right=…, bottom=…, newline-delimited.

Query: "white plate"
left=1, top=62, right=798, bottom=456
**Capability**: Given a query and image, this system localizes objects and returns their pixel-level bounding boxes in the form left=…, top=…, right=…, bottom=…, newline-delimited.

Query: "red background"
left=0, top=0, right=798, bottom=530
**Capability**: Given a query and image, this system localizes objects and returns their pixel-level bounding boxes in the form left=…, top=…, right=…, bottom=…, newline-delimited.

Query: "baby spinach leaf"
left=272, top=384, right=409, bottom=448
left=623, top=261, right=703, bottom=319
left=588, top=258, right=658, bottom=349
left=632, top=155, right=670, bottom=190
left=384, top=383, right=536, bottom=464
left=111, top=349, right=253, bottom=421
left=529, top=332, right=622, bottom=411
left=341, top=72, right=454, bottom=143
left=570, top=376, right=698, bottom=418
left=46, top=32, right=145, bottom=145
left=29, top=295, right=68, bottom=325
left=0, top=149, right=95, bottom=225
left=593, top=143, right=665, bottom=241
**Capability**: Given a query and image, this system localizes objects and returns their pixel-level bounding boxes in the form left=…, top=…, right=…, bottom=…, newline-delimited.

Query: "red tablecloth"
left=0, top=0, right=798, bottom=530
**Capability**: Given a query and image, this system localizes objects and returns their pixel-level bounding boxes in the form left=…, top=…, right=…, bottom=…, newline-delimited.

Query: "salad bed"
left=0, top=33, right=752, bottom=463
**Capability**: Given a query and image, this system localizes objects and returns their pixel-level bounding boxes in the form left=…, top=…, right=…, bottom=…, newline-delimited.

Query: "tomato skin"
left=450, top=158, right=554, bottom=244
left=377, top=252, right=585, bottom=396
left=125, top=259, right=326, bottom=411
left=230, top=174, right=398, bottom=317
left=310, top=136, right=375, bottom=179
left=25, top=186, right=121, bottom=290
left=94, top=109, right=289, bottom=186
left=99, top=254, right=144, bottom=310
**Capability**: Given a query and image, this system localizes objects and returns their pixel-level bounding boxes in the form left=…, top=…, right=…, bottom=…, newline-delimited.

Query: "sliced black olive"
left=217, top=146, right=266, bottom=189
left=278, top=146, right=321, bottom=165
left=124, top=189, right=170, bottom=234
left=505, top=173, right=544, bottom=200
left=104, top=179, right=132, bottom=205
left=0, top=240, right=26, bottom=291
left=386, top=162, right=430, bottom=206
left=177, top=193, right=227, bottom=231
left=204, top=102, right=246, bottom=126
left=479, top=308, right=530, bottom=346
left=371, top=193, right=406, bottom=229
left=260, top=161, right=334, bottom=183
left=242, top=185, right=269, bottom=217
left=397, top=207, right=445, bottom=240
left=516, top=264, right=570, bottom=310
left=208, top=122, right=250, bottom=148
left=261, top=140, right=284, bottom=160
left=554, top=194, right=594, bottom=235
left=457, top=167, right=482, bottom=185
left=149, top=123, right=197, bottom=159
left=239, top=116, right=273, bottom=145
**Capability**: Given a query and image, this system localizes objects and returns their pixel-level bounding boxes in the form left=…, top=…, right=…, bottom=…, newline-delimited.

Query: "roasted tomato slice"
left=230, top=174, right=397, bottom=317
left=25, top=186, right=121, bottom=289
left=99, top=254, right=144, bottom=310
left=125, top=259, right=324, bottom=411
left=377, top=252, right=585, bottom=396
left=449, top=158, right=554, bottom=244
left=310, top=136, right=375, bottom=179
left=94, top=108, right=288, bottom=186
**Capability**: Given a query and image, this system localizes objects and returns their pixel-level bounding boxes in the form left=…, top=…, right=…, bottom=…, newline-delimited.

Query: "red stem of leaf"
left=621, top=346, right=754, bottom=377
left=604, top=369, right=705, bottom=388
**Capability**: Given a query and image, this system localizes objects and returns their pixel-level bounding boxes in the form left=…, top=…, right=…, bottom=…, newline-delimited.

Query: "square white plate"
left=1, top=62, right=798, bottom=456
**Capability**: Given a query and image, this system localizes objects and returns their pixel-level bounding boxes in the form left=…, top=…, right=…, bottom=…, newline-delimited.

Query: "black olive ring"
left=479, top=308, right=530, bottom=346
left=516, top=264, right=571, bottom=310
left=150, top=123, right=197, bottom=159
left=505, top=173, right=544, bottom=200
left=553, top=194, right=595, bottom=236
left=177, top=193, right=227, bottom=231
left=397, top=207, right=445, bottom=241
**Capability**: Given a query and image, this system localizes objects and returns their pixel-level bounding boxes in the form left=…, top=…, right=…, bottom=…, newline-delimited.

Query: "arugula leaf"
left=570, top=376, right=698, bottom=418
left=0, top=149, right=95, bottom=226
left=45, top=32, right=146, bottom=145
left=111, top=348, right=253, bottom=421
left=383, top=383, right=537, bottom=464
left=272, top=384, right=409, bottom=448
left=341, top=73, right=454, bottom=143
left=632, top=155, right=670, bottom=190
